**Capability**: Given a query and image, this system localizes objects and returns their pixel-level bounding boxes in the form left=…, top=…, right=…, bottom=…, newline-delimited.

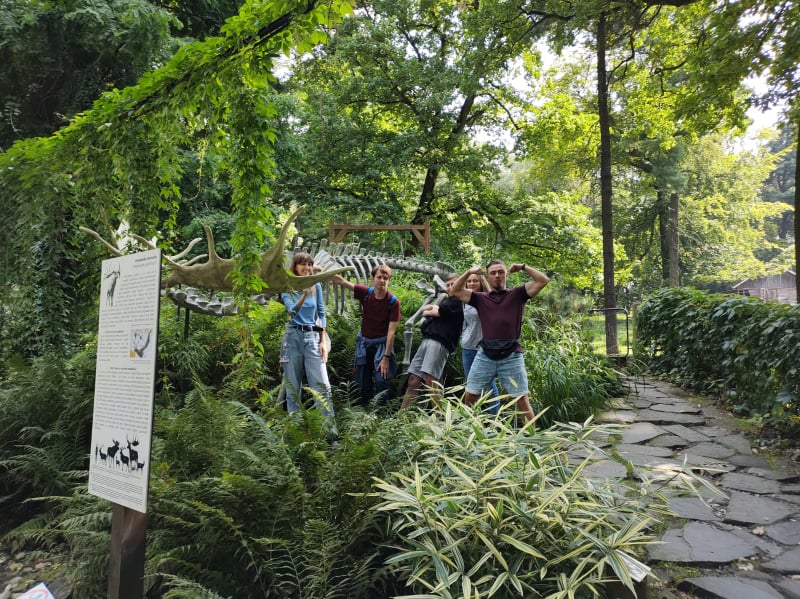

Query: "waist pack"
left=480, top=339, right=518, bottom=361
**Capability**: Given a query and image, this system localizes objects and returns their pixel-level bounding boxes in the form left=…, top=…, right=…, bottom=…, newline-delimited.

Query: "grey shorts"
left=408, top=338, right=451, bottom=381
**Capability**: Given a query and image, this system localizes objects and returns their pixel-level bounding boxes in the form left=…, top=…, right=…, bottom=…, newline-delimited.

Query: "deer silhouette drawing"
left=126, top=436, right=140, bottom=470
left=106, top=439, right=121, bottom=468
left=103, top=264, right=121, bottom=306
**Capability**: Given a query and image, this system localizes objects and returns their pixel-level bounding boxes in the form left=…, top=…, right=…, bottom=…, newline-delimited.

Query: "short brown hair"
left=372, top=264, right=392, bottom=278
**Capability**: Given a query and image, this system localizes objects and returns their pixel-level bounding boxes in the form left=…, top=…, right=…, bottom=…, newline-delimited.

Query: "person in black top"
left=401, top=274, right=464, bottom=409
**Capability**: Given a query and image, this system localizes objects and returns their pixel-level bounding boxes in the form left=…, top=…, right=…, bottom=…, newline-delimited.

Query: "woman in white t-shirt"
left=459, top=273, right=499, bottom=414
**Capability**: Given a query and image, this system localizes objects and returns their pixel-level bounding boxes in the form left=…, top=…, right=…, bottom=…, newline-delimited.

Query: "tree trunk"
left=658, top=189, right=669, bottom=284
left=794, top=117, right=799, bottom=303
left=668, top=191, right=680, bottom=286
left=408, top=167, right=439, bottom=253
left=597, top=12, right=619, bottom=354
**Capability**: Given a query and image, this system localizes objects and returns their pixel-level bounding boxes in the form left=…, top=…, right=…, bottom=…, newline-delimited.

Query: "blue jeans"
left=462, top=348, right=499, bottom=415
left=354, top=336, right=396, bottom=408
left=281, top=327, right=334, bottom=419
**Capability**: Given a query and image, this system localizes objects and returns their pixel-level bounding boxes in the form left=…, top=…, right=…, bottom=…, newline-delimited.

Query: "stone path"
left=590, top=376, right=800, bottom=599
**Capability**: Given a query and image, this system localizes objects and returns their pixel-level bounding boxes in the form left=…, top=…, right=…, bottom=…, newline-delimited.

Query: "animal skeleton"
left=80, top=206, right=355, bottom=303
left=82, top=206, right=456, bottom=319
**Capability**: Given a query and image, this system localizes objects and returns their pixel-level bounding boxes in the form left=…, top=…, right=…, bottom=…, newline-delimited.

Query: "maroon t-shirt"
left=468, top=286, right=530, bottom=349
left=354, top=284, right=402, bottom=338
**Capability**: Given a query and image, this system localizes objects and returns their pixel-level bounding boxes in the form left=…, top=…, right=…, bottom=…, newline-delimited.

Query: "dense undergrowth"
left=0, top=291, right=669, bottom=598
left=636, top=287, right=800, bottom=445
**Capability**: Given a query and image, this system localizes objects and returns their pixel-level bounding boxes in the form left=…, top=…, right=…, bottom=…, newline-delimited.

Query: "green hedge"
left=636, top=287, right=800, bottom=422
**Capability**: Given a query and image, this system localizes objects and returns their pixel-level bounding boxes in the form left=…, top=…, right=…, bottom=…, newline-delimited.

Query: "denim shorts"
left=465, top=349, right=528, bottom=397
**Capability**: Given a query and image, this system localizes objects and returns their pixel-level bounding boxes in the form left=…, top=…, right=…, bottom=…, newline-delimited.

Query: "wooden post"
left=108, top=504, right=147, bottom=599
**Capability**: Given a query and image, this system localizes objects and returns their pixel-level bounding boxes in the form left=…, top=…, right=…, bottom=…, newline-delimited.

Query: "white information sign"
left=88, top=249, right=161, bottom=513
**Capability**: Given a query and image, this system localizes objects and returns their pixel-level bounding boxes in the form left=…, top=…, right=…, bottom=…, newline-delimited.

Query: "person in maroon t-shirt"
left=451, top=260, right=549, bottom=425
left=332, top=264, right=402, bottom=407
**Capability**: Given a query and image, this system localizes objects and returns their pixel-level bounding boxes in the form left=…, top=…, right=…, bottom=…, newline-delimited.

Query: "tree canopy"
left=0, top=0, right=796, bottom=356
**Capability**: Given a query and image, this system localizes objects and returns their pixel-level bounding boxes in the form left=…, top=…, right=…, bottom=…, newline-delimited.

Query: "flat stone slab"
left=643, top=380, right=691, bottom=398
left=648, top=521, right=759, bottom=563
left=582, top=459, right=628, bottom=479
left=680, top=576, right=784, bottom=599
left=595, top=410, right=638, bottom=424
left=620, top=422, right=666, bottom=444
left=649, top=402, right=702, bottom=414
left=615, top=443, right=674, bottom=458
left=775, top=578, right=800, bottom=599
left=776, top=493, right=800, bottom=506
left=635, top=409, right=702, bottom=425
left=762, top=546, right=800, bottom=574
left=730, top=454, right=772, bottom=468
left=746, top=467, right=799, bottom=482
left=724, top=491, right=797, bottom=525
left=694, top=425, right=728, bottom=438
left=680, top=442, right=737, bottom=460
left=620, top=452, right=685, bottom=470
left=720, top=472, right=781, bottom=494
left=763, top=518, right=800, bottom=545
left=679, top=454, right=737, bottom=471
left=635, top=386, right=675, bottom=401
left=648, top=434, right=690, bottom=448
left=629, top=398, right=653, bottom=409
left=662, top=424, right=710, bottom=443
left=717, top=434, right=754, bottom=454
left=667, top=496, right=721, bottom=521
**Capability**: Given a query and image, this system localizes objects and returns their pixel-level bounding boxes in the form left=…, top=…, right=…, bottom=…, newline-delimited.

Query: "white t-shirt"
left=460, top=303, right=483, bottom=350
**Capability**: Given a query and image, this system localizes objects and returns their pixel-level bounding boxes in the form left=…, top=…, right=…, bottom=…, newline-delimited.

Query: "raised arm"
left=509, top=263, right=550, bottom=298
left=330, top=274, right=356, bottom=292
left=451, top=267, right=480, bottom=303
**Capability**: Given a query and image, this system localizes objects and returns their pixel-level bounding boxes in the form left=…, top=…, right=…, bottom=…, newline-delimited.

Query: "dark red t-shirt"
left=468, top=286, right=530, bottom=344
left=354, top=284, right=402, bottom=338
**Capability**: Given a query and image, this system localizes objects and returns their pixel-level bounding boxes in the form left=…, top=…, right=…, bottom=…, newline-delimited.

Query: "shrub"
left=636, top=287, right=800, bottom=438
left=377, top=399, right=671, bottom=598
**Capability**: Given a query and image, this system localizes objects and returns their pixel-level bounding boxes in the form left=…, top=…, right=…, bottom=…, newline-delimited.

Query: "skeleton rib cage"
left=166, top=236, right=455, bottom=318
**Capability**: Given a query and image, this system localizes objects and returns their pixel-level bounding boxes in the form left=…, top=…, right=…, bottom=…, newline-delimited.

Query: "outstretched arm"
left=509, top=263, right=550, bottom=298
left=451, top=267, right=480, bottom=303
left=331, top=274, right=356, bottom=292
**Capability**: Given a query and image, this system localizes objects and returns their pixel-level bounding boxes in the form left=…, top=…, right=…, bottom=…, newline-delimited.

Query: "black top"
left=420, top=296, right=464, bottom=353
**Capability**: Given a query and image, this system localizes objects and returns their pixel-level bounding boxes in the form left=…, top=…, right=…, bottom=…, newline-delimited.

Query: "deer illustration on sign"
left=94, top=436, right=145, bottom=473
left=103, top=264, right=121, bottom=306
left=127, top=436, right=140, bottom=471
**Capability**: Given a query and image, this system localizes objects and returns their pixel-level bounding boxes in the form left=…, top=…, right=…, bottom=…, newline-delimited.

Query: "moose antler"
left=80, top=206, right=354, bottom=293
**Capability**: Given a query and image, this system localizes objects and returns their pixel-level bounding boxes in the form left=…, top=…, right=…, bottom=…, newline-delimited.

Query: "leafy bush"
left=378, top=400, right=670, bottom=598
left=7, top=398, right=422, bottom=598
left=0, top=348, right=96, bottom=513
left=636, top=287, right=800, bottom=437
left=522, top=305, right=621, bottom=428
left=7, top=391, right=676, bottom=599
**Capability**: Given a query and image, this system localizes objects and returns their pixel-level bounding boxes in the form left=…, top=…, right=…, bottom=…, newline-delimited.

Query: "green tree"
left=0, top=0, right=180, bottom=149
left=761, top=121, right=796, bottom=241
left=0, top=0, right=352, bottom=357
left=681, top=0, right=800, bottom=297
left=272, top=0, right=562, bottom=254
left=679, top=134, right=791, bottom=285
